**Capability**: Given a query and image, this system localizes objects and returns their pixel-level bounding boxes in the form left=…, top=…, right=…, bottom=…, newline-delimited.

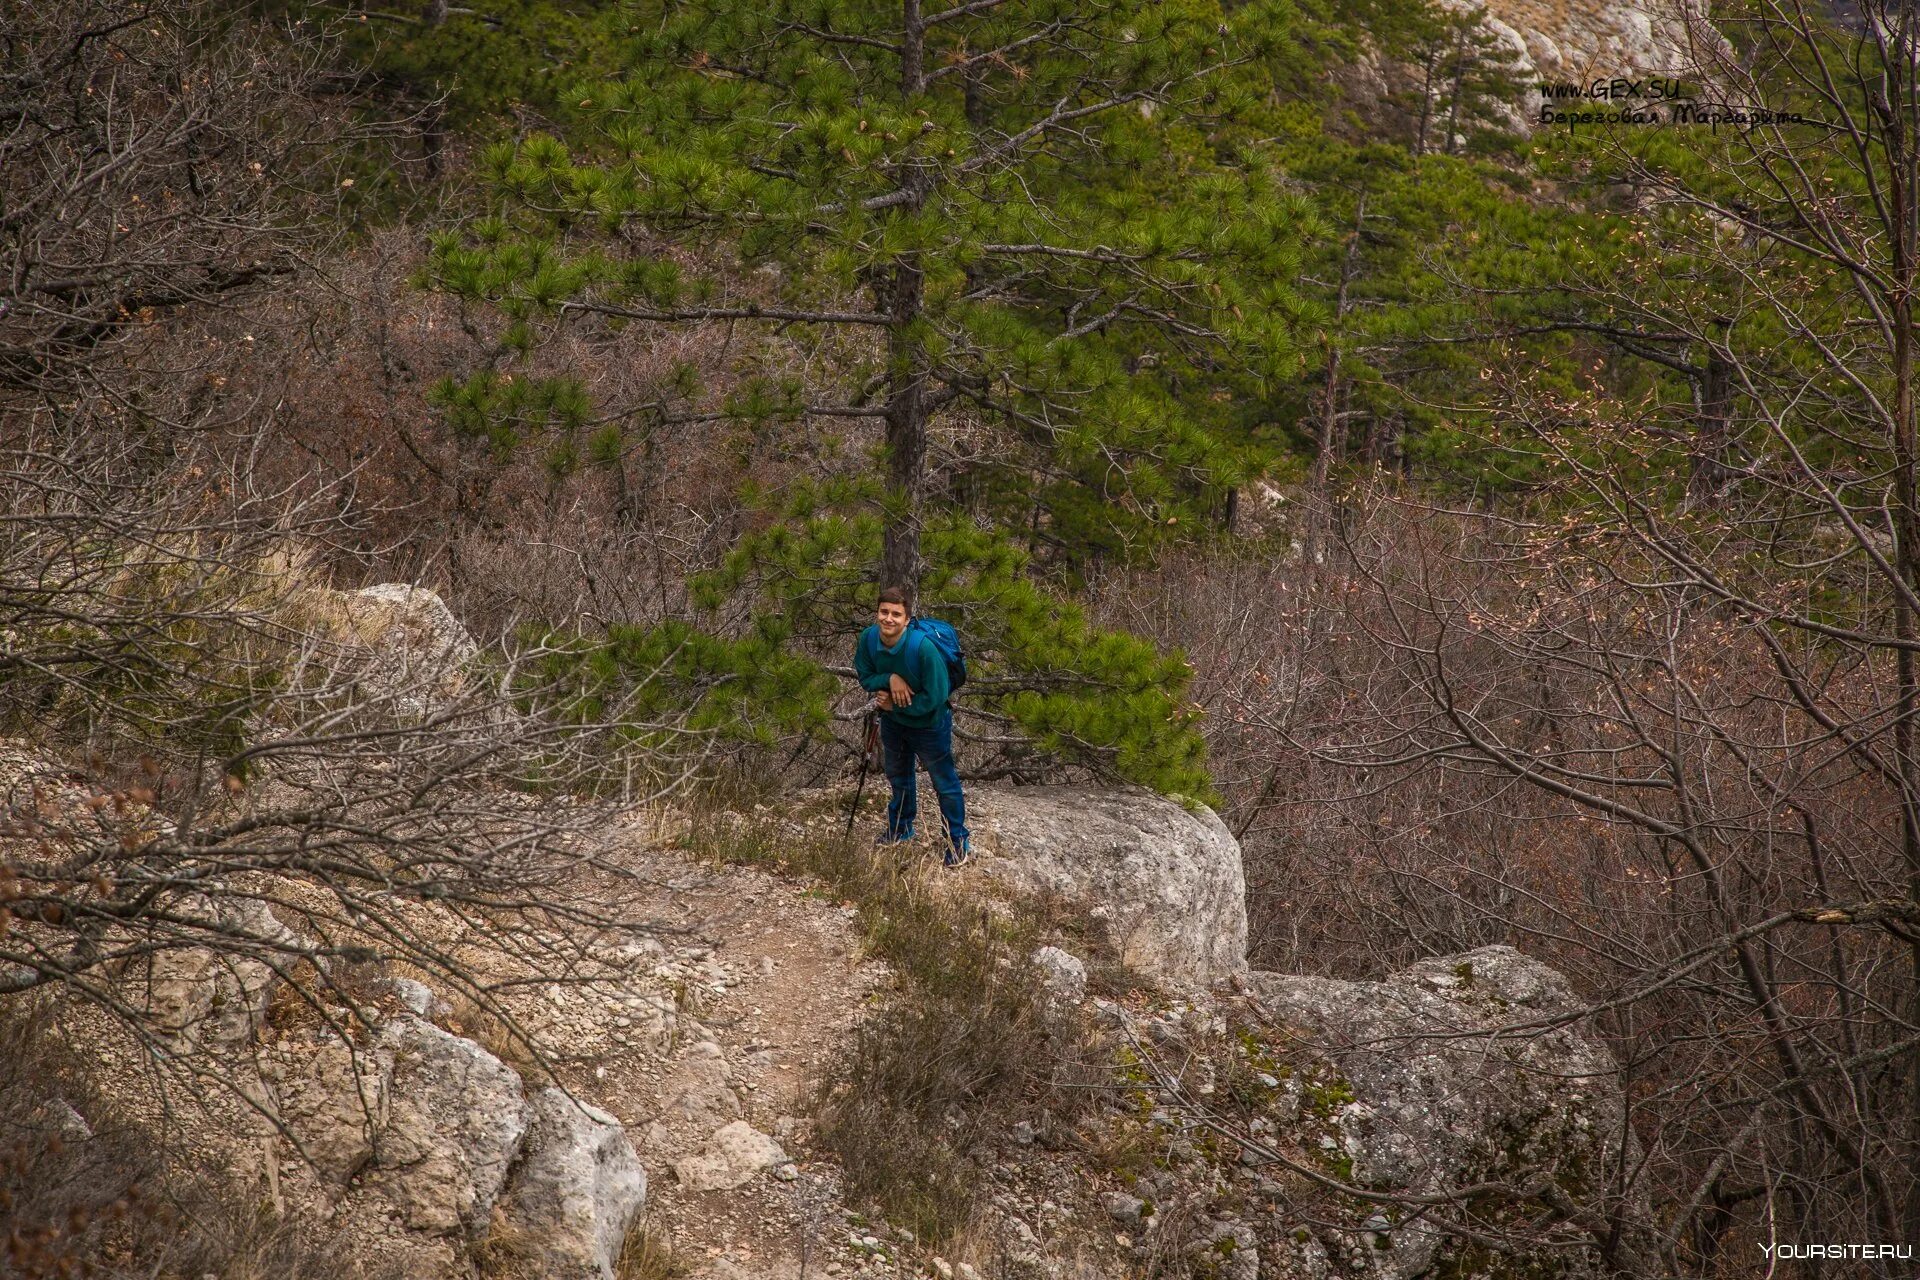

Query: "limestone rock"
left=374, top=1014, right=531, bottom=1233
left=1248, top=945, right=1657, bottom=1278
left=385, top=976, right=451, bottom=1021
left=497, top=1088, right=647, bottom=1280
left=349, top=583, right=478, bottom=667
left=1496, top=0, right=1717, bottom=133
left=969, top=786, right=1247, bottom=989
left=266, top=1033, right=394, bottom=1185
left=1030, top=945, right=1087, bottom=1011
left=1189, top=1219, right=1257, bottom=1280
left=283, top=582, right=478, bottom=721
left=136, top=895, right=297, bottom=1048
left=674, top=1120, right=787, bottom=1192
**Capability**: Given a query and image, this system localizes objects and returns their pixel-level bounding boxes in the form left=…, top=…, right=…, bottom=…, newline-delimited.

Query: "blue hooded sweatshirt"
left=854, top=622, right=951, bottom=729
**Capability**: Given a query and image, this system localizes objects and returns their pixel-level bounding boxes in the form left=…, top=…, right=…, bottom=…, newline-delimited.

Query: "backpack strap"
left=906, top=621, right=941, bottom=689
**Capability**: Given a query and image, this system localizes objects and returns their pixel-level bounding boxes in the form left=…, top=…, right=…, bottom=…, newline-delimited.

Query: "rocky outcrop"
left=345, top=584, right=478, bottom=680
left=261, top=1007, right=647, bottom=1266
left=1476, top=0, right=1710, bottom=91
left=498, top=1088, right=649, bottom=1280
left=1246, top=945, right=1658, bottom=1279
left=658, top=1039, right=743, bottom=1128
left=1345, top=0, right=1727, bottom=140
left=280, top=581, right=478, bottom=720
left=1030, top=945, right=1088, bottom=1014
left=265, top=1033, right=393, bottom=1185
left=968, top=786, right=1247, bottom=989
left=135, top=894, right=298, bottom=1048
left=373, top=1014, right=533, bottom=1233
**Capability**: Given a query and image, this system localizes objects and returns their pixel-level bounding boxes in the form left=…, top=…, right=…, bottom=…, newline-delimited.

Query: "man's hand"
left=873, top=690, right=893, bottom=711
left=888, top=673, right=914, bottom=706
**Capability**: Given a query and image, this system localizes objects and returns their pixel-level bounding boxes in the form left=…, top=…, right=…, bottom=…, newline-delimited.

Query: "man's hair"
left=877, top=585, right=913, bottom=613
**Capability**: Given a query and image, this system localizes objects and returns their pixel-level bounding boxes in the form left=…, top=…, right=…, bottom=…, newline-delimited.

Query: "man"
left=853, top=586, right=971, bottom=867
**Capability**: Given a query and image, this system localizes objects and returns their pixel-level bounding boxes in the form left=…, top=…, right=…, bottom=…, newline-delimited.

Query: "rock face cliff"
left=1349, top=0, right=1725, bottom=138
left=1473, top=0, right=1710, bottom=90
left=261, top=997, right=645, bottom=1280
left=1246, top=948, right=1659, bottom=1279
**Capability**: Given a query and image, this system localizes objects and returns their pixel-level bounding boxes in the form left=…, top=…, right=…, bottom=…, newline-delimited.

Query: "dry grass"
left=615, top=1220, right=689, bottom=1280
left=443, top=992, right=551, bottom=1086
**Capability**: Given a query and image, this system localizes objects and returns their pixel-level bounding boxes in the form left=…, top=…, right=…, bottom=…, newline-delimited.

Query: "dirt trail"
left=560, top=820, right=894, bottom=1280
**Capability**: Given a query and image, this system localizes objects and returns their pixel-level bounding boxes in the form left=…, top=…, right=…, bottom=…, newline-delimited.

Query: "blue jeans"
left=879, top=705, right=969, bottom=846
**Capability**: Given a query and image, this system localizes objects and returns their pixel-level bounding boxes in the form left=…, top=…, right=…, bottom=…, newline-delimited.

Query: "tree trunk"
left=1687, top=323, right=1733, bottom=507
left=879, top=0, right=930, bottom=593
left=1890, top=9, right=1920, bottom=1256
left=880, top=257, right=928, bottom=591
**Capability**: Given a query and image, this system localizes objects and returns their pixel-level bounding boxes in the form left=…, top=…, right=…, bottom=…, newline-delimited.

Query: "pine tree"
left=416, top=0, right=1328, bottom=794
left=426, top=0, right=1317, bottom=586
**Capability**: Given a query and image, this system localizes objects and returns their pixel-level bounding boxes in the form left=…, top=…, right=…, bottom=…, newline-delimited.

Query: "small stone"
left=1104, top=1192, right=1145, bottom=1224
left=1011, top=1120, right=1034, bottom=1145
left=1029, top=946, right=1087, bottom=1008
left=773, top=1162, right=799, bottom=1181
left=932, top=1259, right=954, bottom=1280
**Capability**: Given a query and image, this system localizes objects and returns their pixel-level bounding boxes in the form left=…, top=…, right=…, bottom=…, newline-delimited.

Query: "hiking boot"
left=943, top=839, right=973, bottom=869
left=873, top=828, right=915, bottom=847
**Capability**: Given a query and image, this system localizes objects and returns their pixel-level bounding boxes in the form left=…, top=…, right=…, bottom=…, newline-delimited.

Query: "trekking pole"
left=844, top=708, right=878, bottom=841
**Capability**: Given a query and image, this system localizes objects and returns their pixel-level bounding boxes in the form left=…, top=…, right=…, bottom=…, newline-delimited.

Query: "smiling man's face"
left=876, top=600, right=909, bottom=645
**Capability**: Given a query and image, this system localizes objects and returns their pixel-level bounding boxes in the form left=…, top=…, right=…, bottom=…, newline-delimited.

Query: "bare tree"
left=1093, top=6, right=1920, bottom=1273
left=0, top=0, right=403, bottom=400
left=0, top=422, right=709, bottom=1088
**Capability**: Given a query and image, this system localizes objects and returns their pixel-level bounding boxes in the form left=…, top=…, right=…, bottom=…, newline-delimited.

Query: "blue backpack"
left=907, top=617, right=968, bottom=692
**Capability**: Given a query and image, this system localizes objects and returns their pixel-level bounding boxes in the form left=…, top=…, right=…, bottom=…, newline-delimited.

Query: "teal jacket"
left=855, top=623, right=951, bottom=729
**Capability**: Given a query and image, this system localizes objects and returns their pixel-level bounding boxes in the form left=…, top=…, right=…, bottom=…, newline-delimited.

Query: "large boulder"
left=1472, top=0, right=1708, bottom=98
left=968, top=786, right=1247, bottom=990
left=279, top=582, right=478, bottom=721
left=263, top=1010, right=654, bottom=1273
left=674, top=1120, right=788, bottom=1192
left=345, top=583, right=478, bottom=673
left=133, top=894, right=298, bottom=1049
left=264, top=1032, right=395, bottom=1185
left=496, top=1088, right=648, bottom=1280
left=1248, top=946, right=1658, bottom=1279
left=371, top=1014, right=533, bottom=1233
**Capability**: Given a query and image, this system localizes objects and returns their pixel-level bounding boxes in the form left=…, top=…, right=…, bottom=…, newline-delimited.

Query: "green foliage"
left=414, top=0, right=1313, bottom=792
left=518, top=616, right=836, bottom=747
left=690, top=498, right=1214, bottom=797
left=424, top=0, right=1323, bottom=552
left=297, top=0, right=629, bottom=132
